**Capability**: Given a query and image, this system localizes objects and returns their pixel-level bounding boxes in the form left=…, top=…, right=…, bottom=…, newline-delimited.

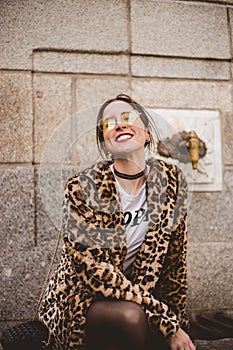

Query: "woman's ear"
left=146, top=127, right=151, bottom=142
left=144, top=127, right=152, bottom=149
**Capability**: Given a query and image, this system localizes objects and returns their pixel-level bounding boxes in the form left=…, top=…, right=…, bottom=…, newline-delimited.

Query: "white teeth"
left=117, top=134, right=132, bottom=141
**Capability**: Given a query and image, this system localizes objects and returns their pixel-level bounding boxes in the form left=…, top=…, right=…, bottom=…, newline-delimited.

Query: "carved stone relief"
left=149, top=109, right=222, bottom=192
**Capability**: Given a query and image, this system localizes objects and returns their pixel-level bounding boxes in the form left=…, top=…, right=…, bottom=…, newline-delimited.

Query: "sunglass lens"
left=123, top=110, right=140, bottom=125
left=107, top=118, right=115, bottom=130
left=100, top=118, right=115, bottom=131
left=99, top=111, right=140, bottom=131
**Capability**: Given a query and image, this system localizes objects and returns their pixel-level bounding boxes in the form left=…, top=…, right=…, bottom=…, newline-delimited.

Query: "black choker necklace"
left=113, top=166, right=146, bottom=180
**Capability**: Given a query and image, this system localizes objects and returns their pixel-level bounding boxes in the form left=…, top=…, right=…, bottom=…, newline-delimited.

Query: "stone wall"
left=1, top=0, right=233, bottom=324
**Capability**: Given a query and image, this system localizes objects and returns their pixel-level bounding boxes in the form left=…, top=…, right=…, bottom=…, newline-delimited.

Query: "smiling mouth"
left=116, top=134, right=133, bottom=142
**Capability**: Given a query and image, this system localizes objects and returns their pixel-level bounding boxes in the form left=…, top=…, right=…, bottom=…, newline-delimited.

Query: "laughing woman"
left=39, top=94, right=196, bottom=350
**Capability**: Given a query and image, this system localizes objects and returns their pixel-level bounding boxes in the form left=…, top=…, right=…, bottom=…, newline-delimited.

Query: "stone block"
left=75, top=77, right=131, bottom=111
left=33, top=74, right=72, bottom=164
left=0, top=0, right=128, bottom=70
left=187, top=242, right=233, bottom=312
left=1, top=244, right=63, bottom=320
left=131, top=1, right=230, bottom=59
left=35, top=166, right=77, bottom=243
left=0, top=167, right=35, bottom=320
left=223, top=112, right=233, bottom=165
left=188, top=170, right=233, bottom=243
left=132, top=79, right=232, bottom=112
left=205, top=0, right=233, bottom=3
left=131, top=56, right=230, bottom=80
left=33, top=51, right=129, bottom=75
left=150, top=0, right=233, bottom=3
left=0, top=71, right=33, bottom=163
left=228, top=9, right=233, bottom=57
left=72, top=106, right=103, bottom=169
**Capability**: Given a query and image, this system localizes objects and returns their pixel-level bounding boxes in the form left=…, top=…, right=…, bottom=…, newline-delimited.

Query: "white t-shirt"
left=110, top=165, right=149, bottom=274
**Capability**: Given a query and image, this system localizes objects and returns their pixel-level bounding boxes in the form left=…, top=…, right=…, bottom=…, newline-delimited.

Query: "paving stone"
left=131, top=56, right=230, bottom=80
left=0, top=71, right=33, bottom=162
left=33, top=51, right=129, bottom=75
left=33, top=74, right=72, bottom=164
left=132, top=79, right=232, bottom=112
left=0, top=0, right=128, bottom=70
left=131, top=1, right=230, bottom=58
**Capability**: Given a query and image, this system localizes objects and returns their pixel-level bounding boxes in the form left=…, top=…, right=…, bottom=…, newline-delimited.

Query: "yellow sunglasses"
left=98, top=110, right=141, bottom=132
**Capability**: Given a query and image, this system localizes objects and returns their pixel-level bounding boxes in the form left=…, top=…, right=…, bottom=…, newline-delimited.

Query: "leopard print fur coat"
left=38, top=158, right=190, bottom=349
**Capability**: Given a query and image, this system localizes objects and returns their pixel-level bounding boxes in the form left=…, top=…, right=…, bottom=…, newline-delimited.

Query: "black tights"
left=86, top=300, right=169, bottom=350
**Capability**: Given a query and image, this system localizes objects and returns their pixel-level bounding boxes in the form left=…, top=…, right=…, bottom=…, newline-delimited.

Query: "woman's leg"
left=86, top=300, right=150, bottom=350
left=85, top=299, right=170, bottom=350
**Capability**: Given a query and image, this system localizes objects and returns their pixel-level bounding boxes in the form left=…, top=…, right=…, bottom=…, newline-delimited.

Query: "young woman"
left=39, top=94, right=196, bottom=350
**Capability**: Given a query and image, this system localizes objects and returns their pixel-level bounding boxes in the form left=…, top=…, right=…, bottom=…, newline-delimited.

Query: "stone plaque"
left=149, top=109, right=222, bottom=192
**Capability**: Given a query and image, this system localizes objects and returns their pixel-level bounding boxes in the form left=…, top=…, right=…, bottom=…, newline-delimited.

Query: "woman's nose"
left=115, top=116, right=127, bottom=129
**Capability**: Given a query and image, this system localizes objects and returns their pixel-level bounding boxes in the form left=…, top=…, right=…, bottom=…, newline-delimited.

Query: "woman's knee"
left=86, top=301, right=106, bottom=326
left=87, top=300, right=147, bottom=329
left=118, top=301, right=147, bottom=327
left=86, top=300, right=149, bottom=350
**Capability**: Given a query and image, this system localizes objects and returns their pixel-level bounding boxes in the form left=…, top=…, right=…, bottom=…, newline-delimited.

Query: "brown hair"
left=96, top=94, right=158, bottom=158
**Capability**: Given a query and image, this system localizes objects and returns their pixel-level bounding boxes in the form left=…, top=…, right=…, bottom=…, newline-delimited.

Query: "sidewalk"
left=1, top=323, right=233, bottom=349
left=195, top=338, right=233, bottom=349
left=1, top=339, right=233, bottom=349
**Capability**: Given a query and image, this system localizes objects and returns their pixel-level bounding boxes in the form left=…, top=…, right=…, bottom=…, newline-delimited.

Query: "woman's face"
left=101, top=100, right=149, bottom=158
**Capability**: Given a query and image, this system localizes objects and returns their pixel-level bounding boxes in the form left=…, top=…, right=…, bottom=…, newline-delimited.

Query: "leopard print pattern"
left=39, top=158, right=190, bottom=349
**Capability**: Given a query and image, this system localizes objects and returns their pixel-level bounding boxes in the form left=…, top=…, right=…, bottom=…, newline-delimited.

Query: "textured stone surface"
left=228, top=9, right=233, bottom=57
left=131, top=1, right=230, bottom=58
left=1, top=243, right=65, bottom=320
left=132, top=79, right=232, bottom=112
left=187, top=242, right=233, bottom=312
left=75, top=77, right=131, bottom=111
left=188, top=171, right=233, bottom=243
left=152, top=0, right=233, bottom=3
left=72, top=106, right=103, bottom=169
left=35, top=166, right=77, bottom=243
left=33, top=74, right=72, bottom=163
left=35, top=167, right=63, bottom=244
left=223, top=112, right=233, bottom=165
left=131, top=56, right=230, bottom=80
left=0, top=167, right=35, bottom=320
left=0, top=0, right=128, bottom=70
left=34, top=51, right=129, bottom=75
left=0, top=71, right=33, bottom=162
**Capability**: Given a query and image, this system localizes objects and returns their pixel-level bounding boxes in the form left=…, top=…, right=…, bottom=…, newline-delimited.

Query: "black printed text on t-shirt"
left=124, top=208, right=148, bottom=227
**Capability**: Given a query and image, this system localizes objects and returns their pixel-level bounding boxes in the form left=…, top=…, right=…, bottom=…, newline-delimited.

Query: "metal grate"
left=191, top=314, right=233, bottom=340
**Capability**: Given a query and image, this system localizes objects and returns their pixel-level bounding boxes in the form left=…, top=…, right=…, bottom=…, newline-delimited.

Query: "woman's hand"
left=169, top=328, right=196, bottom=350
